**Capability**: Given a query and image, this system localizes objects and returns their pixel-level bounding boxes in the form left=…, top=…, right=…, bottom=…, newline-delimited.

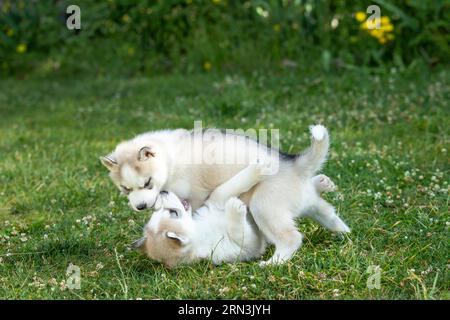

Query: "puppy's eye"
left=120, top=185, right=131, bottom=195
left=144, top=178, right=152, bottom=189
left=169, top=209, right=178, bottom=218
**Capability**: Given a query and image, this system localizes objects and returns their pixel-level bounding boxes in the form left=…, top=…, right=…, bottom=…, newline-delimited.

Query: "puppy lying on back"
left=132, top=164, right=337, bottom=267
left=132, top=162, right=268, bottom=266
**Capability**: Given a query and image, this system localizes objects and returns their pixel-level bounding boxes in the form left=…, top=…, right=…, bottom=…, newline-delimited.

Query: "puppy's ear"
left=130, top=237, right=147, bottom=252
left=100, top=155, right=118, bottom=171
left=138, top=146, right=155, bottom=161
left=166, top=231, right=188, bottom=246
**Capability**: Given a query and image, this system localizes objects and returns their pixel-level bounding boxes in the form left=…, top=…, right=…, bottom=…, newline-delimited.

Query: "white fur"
left=102, top=125, right=350, bottom=265
left=310, top=124, right=326, bottom=141
left=146, top=192, right=266, bottom=264
left=140, top=165, right=341, bottom=266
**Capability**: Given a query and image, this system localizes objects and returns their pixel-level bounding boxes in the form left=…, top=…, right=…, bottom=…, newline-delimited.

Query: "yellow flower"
left=273, top=24, right=281, bottom=32
left=122, top=14, right=131, bottom=23
left=381, top=23, right=394, bottom=32
left=381, top=16, right=390, bottom=25
left=203, top=61, right=212, bottom=71
left=361, top=19, right=378, bottom=30
left=367, top=18, right=380, bottom=30
left=359, top=13, right=395, bottom=44
left=127, top=47, right=135, bottom=56
left=370, top=29, right=383, bottom=39
left=355, top=12, right=367, bottom=22
left=16, top=43, right=27, bottom=54
left=6, top=28, right=14, bottom=37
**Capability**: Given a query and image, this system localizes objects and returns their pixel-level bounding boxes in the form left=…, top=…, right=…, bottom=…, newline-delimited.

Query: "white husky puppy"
left=101, top=125, right=350, bottom=265
left=131, top=166, right=337, bottom=267
left=131, top=162, right=269, bottom=267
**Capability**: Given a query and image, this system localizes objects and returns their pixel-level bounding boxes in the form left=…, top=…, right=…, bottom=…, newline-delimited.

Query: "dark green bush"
left=0, top=0, right=448, bottom=77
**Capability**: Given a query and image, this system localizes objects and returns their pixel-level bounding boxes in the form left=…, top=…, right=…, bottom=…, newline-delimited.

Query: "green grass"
left=0, top=67, right=448, bottom=299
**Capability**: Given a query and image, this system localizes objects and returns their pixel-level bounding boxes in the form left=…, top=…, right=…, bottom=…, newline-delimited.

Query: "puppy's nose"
left=136, top=203, right=147, bottom=211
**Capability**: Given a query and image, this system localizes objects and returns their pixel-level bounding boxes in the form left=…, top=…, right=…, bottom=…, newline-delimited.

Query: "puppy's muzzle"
left=128, top=189, right=159, bottom=212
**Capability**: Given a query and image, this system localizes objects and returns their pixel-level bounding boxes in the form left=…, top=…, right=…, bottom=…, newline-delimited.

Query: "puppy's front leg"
left=225, top=197, right=248, bottom=246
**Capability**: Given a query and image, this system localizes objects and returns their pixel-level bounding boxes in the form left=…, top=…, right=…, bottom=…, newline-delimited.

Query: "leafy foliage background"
left=1, top=0, right=448, bottom=76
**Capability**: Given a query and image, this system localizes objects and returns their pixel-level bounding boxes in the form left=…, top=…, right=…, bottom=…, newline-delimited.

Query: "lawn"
left=0, top=67, right=448, bottom=299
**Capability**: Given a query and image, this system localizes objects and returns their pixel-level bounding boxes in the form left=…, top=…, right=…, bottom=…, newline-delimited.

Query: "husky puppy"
left=131, top=168, right=337, bottom=267
left=100, top=125, right=350, bottom=265
left=131, top=162, right=269, bottom=267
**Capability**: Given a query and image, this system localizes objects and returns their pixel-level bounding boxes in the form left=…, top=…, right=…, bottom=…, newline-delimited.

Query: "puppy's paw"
left=314, top=174, right=336, bottom=193
left=258, top=260, right=271, bottom=267
left=258, top=258, right=284, bottom=267
left=332, top=218, right=351, bottom=233
left=225, top=197, right=247, bottom=216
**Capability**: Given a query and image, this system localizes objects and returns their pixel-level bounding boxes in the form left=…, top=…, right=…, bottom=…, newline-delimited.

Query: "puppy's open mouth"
left=181, top=199, right=190, bottom=211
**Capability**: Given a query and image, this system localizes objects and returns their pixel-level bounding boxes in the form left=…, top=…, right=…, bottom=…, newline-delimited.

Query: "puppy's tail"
left=294, top=125, right=330, bottom=177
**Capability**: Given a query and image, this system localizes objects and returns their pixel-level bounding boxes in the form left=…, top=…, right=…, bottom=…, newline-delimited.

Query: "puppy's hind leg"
left=308, top=198, right=350, bottom=233
left=251, top=203, right=303, bottom=266
left=312, top=174, right=336, bottom=193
